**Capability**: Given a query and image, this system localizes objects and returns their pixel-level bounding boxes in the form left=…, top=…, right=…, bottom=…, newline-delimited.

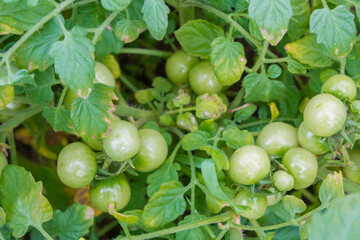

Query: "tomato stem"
left=120, top=48, right=173, bottom=58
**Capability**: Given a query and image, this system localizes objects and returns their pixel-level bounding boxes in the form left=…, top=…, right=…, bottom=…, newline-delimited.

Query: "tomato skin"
left=0, top=101, right=27, bottom=122
left=256, top=122, right=298, bottom=157
left=103, top=120, right=140, bottom=161
left=57, top=142, right=97, bottom=189
left=132, top=129, right=168, bottom=172
left=0, top=152, right=8, bottom=177
left=228, top=145, right=270, bottom=185
left=303, top=94, right=346, bottom=137
left=189, top=61, right=223, bottom=95
left=321, top=74, right=357, bottom=101
left=273, top=170, right=294, bottom=192
left=90, top=174, right=131, bottom=212
left=234, top=189, right=267, bottom=220
left=298, top=122, right=329, bottom=155
left=165, top=50, right=199, bottom=84
left=266, top=190, right=282, bottom=206
left=342, top=150, right=360, bottom=184
left=282, top=148, right=318, bottom=190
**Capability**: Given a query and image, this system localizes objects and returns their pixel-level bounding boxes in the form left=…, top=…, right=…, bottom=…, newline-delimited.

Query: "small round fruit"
left=321, top=74, right=357, bottom=101
left=0, top=101, right=27, bottom=122
left=304, top=94, right=346, bottom=137
left=266, top=189, right=282, bottom=206
left=228, top=145, right=270, bottom=185
left=273, top=170, right=294, bottom=191
left=256, top=122, right=298, bottom=157
left=103, top=120, right=140, bottom=161
left=282, top=148, right=318, bottom=190
left=342, top=150, right=360, bottom=184
left=57, top=142, right=97, bottom=188
left=165, top=50, right=199, bottom=84
left=298, top=122, right=329, bottom=155
left=132, top=129, right=168, bottom=172
left=234, top=190, right=267, bottom=219
left=94, top=62, right=116, bottom=87
left=90, top=174, right=131, bottom=212
left=0, top=152, right=8, bottom=177
left=189, top=61, right=223, bottom=95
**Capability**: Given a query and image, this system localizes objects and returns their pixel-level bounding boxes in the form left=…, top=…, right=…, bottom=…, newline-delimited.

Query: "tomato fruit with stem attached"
left=228, top=145, right=270, bottom=185
left=90, top=174, right=131, bottom=212
left=189, top=61, right=223, bottom=95
left=298, top=122, right=329, bottom=155
left=303, top=93, right=346, bottom=137
left=282, top=148, right=318, bottom=190
left=234, top=189, right=267, bottom=219
left=256, top=122, right=298, bottom=157
left=132, top=129, right=168, bottom=172
left=273, top=170, right=294, bottom=192
left=321, top=74, right=357, bottom=101
left=342, top=150, right=360, bottom=184
left=165, top=50, right=199, bottom=84
left=57, top=142, right=97, bottom=189
left=103, top=120, right=140, bottom=161
left=0, top=152, right=8, bottom=177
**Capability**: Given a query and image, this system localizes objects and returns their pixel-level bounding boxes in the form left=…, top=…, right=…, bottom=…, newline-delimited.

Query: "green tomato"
left=0, top=101, right=27, bottom=122
left=228, top=145, right=270, bottom=185
left=266, top=189, right=282, bottom=206
left=342, top=150, right=360, bottom=184
left=303, top=94, right=346, bottom=137
left=234, top=189, right=267, bottom=219
left=57, top=142, right=97, bottom=189
left=189, top=61, right=223, bottom=95
left=282, top=148, right=318, bottom=190
left=256, top=122, right=298, bottom=157
left=165, top=50, right=199, bottom=84
left=103, top=120, right=140, bottom=161
left=0, top=152, right=8, bottom=177
left=90, top=174, right=131, bottom=212
left=273, top=170, right=294, bottom=192
left=298, top=122, right=329, bottom=155
left=132, top=129, right=168, bottom=172
left=321, top=74, right=357, bottom=101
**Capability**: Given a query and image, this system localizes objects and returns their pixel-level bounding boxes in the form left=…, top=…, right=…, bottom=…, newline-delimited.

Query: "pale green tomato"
left=57, top=142, right=97, bottom=189
left=165, top=50, right=199, bottom=84
left=273, top=170, right=294, bottom=191
left=235, top=190, right=267, bottom=219
left=189, top=61, right=223, bottom=95
left=132, top=129, right=168, bottom=172
left=321, top=74, right=357, bottom=101
left=266, top=191, right=282, bottom=206
left=282, top=148, right=318, bottom=190
left=103, top=120, right=140, bottom=161
left=303, top=94, right=346, bottom=137
left=256, top=122, right=298, bottom=157
left=228, top=145, right=270, bottom=185
left=342, top=150, right=360, bottom=184
left=298, top=122, right=329, bottom=155
left=0, top=152, right=8, bottom=177
left=94, top=61, right=116, bottom=87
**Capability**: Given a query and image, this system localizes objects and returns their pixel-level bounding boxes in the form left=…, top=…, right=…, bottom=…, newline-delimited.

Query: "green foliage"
left=141, top=0, right=170, bottom=40
left=282, top=195, right=306, bottom=219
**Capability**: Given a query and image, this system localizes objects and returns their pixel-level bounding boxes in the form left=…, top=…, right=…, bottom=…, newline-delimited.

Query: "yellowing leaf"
left=103, top=55, right=121, bottom=79
left=268, top=102, right=279, bottom=121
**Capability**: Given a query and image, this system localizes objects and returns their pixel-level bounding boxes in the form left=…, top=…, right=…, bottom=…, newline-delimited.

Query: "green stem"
left=8, top=131, right=17, bottom=165
left=300, top=189, right=319, bottom=204
left=97, top=220, right=119, bottom=237
left=92, top=10, right=121, bottom=45
left=120, top=48, right=173, bottom=58
left=321, top=0, right=330, bottom=9
left=250, top=40, right=269, bottom=73
left=249, top=219, right=265, bottom=239
left=120, top=223, right=133, bottom=239
left=188, top=151, right=196, bottom=214
left=114, top=105, right=156, bottom=120
left=339, top=58, right=346, bottom=74
left=0, top=0, right=76, bottom=67
left=115, top=212, right=234, bottom=240
left=215, top=228, right=229, bottom=240
left=263, top=57, right=289, bottom=63
left=238, top=118, right=298, bottom=129
left=37, top=227, right=54, bottom=240
left=163, top=106, right=197, bottom=115
left=55, top=14, right=67, bottom=33
left=58, top=86, right=68, bottom=107
left=118, top=74, right=138, bottom=92
left=0, top=105, right=43, bottom=133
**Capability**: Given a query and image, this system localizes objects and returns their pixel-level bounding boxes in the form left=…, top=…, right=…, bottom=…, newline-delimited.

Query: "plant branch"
left=114, top=105, right=157, bottom=120
left=92, top=10, right=121, bottom=45
left=120, top=48, right=173, bottom=57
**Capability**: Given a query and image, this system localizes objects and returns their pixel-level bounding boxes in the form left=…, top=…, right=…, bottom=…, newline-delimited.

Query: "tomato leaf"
left=141, top=0, right=170, bottom=41
left=0, top=208, right=6, bottom=227
left=182, top=131, right=210, bottom=151
left=234, top=104, right=257, bottom=122
left=222, top=125, right=254, bottom=149
left=101, top=0, right=131, bottom=11
left=175, top=19, right=224, bottom=58
left=278, top=85, right=301, bottom=118
left=0, top=165, right=53, bottom=238
left=310, top=5, right=356, bottom=58
left=0, top=86, right=14, bottom=110
left=248, top=0, right=292, bottom=46
left=43, top=107, right=75, bottom=134
left=175, top=214, right=209, bottom=240
left=195, top=94, right=227, bottom=119
left=282, top=195, right=306, bottom=219
left=287, top=0, right=310, bottom=41
left=115, top=19, right=147, bottom=43
left=44, top=204, right=94, bottom=240
left=24, top=68, right=56, bottom=105
left=199, top=145, right=229, bottom=172
left=142, top=181, right=186, bottom=229
left=319, top=171, right=344, bottom=205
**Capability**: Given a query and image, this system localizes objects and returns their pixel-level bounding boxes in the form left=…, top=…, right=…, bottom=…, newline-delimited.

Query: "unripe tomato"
left=304, top=94, right=347, bottom=137
left=0, top=152, right=8, bottom=177
left=266, top=189, right=282, bottom=206
left=234, top=189, right=267, bottom=219
left=57, top=142, right=97, bottom=189
left=103, top=120, right=140, bottom=161
left=256, top=122, right=298, bottom=157
left=298, top=122, right=329, bottom=155
left=282, top=148, right=318, bottom=190
left=132, top=129, right=168, bottom=172
left=90, top=174, right=131, bottom=212
left=342, top=150, right=360, bottom=184
left=165, top=50, right=199, bottom=84
left=0, top=101, right=27, bottom=122
left=321, top=74, right=357, bottom=101
left=189, top=61, right=223, bottom=95
left=228, top=145, right=270, bottom=185
left=273, top=170, right=294, bottom=191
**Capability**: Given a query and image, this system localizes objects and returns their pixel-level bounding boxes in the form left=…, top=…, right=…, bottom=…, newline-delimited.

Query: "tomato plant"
left=1, top=0, right=360, bottom=239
